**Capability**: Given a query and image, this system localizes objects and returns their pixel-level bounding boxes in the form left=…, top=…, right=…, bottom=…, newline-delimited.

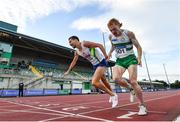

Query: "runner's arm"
left=83, top=41, right=108, bottom=59
left=128, top=31, right=142, bottom=66
left=64, top=51, right=79, bottom=75
left=107, top=35, right=115, bottom=60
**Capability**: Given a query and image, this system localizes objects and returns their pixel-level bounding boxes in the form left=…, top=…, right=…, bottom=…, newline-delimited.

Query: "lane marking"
left=119, top=108, right=167, bottom=114
left=38, top=103, right=60, bottom=107
left=38, top=115, right=73, bottom=122
left=3, top=100, right=75, bottom=115
left=1, top=91, right=179, bottom=121
left=3, top=99, right=114, bottom=122
left=39, top=114, right=114, bottom=122
left=62, top=106, right=89, bottom=111
left=0, top=109, right=66, bottom=116
left=117, top=111, right=137, bottom=119
left=78, top=94, right=179, bottom=115
left=0, top=105, right=22, bottom=108
left=76, top=114, right=114, bottom=122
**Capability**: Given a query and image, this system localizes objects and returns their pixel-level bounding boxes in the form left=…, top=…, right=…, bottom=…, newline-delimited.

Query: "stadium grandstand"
left=0, top=21, right=164, bottom=97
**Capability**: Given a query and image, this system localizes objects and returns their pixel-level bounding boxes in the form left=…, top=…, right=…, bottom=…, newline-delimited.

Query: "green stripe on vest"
left=113, top=41, right=132, bottom=46
left=89, top=48, right=100, bottom=62
left=90, top=48, right=95, bottom=57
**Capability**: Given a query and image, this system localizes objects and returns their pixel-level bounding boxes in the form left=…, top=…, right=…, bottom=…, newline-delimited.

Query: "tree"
left=170, top=80, right=180, bottom=89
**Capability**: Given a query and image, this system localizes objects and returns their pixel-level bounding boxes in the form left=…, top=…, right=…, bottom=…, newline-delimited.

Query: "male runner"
left=64, top=36, right=118, bottom=108
left=107, top=18, right=147, bottom=115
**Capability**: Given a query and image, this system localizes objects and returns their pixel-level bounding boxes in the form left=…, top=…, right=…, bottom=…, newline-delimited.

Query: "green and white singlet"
left=111, top=30, right=138, bottom=69
left=111, top=29, right=134, bottom=58
left=76, top=41, right=104, bottom=66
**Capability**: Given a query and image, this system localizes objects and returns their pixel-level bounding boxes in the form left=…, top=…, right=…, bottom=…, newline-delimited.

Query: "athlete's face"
left=108, top=23, right=121, bottom=37
left=69, top=39, right=77, bottom=48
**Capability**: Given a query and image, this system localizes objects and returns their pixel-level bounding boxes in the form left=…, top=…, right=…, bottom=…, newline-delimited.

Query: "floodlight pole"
left=143, top=52, right=153, bottom=90
left=163, top=64, right=171, bottom=88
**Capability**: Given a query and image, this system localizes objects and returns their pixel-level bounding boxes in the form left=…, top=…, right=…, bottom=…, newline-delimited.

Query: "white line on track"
left=78, top=94, right=179, bottom=115
left=0, top=109, right=67, bottom=116
left=1, top=92, right=179, bottom=121
left=38, top=115, right=73, bottom=122
left=3, top=100, right=76, bottom=115
left=0, top=104, right=22, bottom=108
left=39, top=114, right=114, bottom=122
left=3, top=99, right=114, bottom=122
left=118, top=108, right=167, bottom=114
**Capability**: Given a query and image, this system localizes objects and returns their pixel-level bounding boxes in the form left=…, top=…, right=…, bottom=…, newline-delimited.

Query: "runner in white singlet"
left=64, top=36, right=118, bottom=108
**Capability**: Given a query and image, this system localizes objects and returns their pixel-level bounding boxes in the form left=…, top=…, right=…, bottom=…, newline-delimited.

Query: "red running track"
left=0, top=90, right=179, bottom=121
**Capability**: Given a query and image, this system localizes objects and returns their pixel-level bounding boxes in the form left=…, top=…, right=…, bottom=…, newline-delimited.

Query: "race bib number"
left=116, top=48, right=126, bottom=55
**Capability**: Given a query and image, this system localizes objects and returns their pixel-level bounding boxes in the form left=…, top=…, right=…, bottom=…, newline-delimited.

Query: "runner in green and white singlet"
left=111, top=29, right=138, bottom=69
left=107, top=18, right=147, bottom=115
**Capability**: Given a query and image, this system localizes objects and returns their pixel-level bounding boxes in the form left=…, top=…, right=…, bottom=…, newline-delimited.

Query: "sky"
left=0, top=0, right=179, bottom=83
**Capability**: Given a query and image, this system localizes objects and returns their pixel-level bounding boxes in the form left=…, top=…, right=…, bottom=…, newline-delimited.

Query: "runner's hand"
left=137, top=57, right=142, bottom=67
left=106, top=54, right=111, bottom=61
left=63, top=71, right=69, bottom=77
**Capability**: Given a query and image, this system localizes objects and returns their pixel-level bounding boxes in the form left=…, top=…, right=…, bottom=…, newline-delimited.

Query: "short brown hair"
left=107, top=18, right=122, bottom=27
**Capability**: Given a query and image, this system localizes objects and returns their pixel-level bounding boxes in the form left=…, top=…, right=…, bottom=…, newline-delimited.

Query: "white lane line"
left=117, top=111, right=137, bottom=119
left=38, top=115, right=73, bottom=122
left=78, top=94, right=179, bottom=115
left=2, top=92, right=178, bottom=121
left=0, top=105, right=22, bottom=108
left=0, top=107, right=47, bottom=112
left=118, top=108, right=167, bottom=114
left=39, top=114, right=114, bottom=122
left=3, top=100, right=75, bottom=116
left=3, top=99, right=114, bottom=122
left=40, top=114, right=114, bottom=122
left=76, top=114, right=114, bottom=122
left=0, top=109, right=67, bottom=116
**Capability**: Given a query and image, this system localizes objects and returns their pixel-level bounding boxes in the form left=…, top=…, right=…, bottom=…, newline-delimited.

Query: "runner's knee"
left=129, top=81, right=138, bottom=87
left=101, top=75, right=107, bottom=82
left=91, top=80, right=98, bottom=87
left=112, top=76, right=120, bottom=81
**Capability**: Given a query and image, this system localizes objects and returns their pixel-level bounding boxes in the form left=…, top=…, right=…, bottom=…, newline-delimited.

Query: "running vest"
left=76, top=41, right=104, bottom=65
left=111, top=30, right=134, bottom=58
